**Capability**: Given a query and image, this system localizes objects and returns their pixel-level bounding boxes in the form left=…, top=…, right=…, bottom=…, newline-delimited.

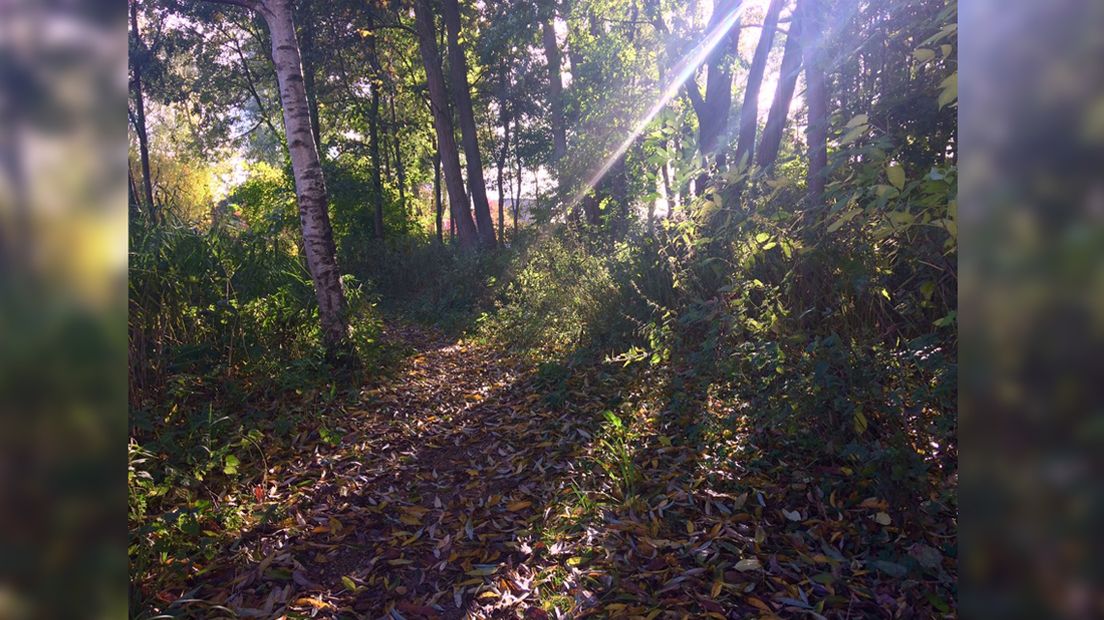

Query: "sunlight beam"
left=567, top=0, right=748, bottom=212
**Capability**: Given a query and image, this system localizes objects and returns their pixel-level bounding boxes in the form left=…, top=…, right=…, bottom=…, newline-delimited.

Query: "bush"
left=483, top=232, right=629, bottom=360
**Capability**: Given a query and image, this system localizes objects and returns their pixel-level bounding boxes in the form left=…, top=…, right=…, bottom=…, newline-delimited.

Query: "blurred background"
left=0, top=0, right=1101, bottom=617
left=960, top=0, right=1104, bottom=618
left=0, top=0, right=128, bottom=618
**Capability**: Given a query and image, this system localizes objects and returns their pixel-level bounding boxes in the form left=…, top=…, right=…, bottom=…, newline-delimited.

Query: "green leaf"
left=341, top=575, right=357, bottom=592
left=845, top=113, right=869, bottom=128
left=938, top=72, right=958, bottom=109
left=827, top=208, right=860, bottom=233
left=886, top=162, right=906, bottom=190
left=933, top=310, right=956, bottom=327
left=838, top=124, right=867, bottom=145
left=853, top=408, right=868, bottom=435
left=920, top=280, right=936, bottom=300
left=602, top=410, right=623, bottom=429
left=875, top=184, right=899, bottom=199
left=912, top=48, right=936, bottom=63
left=223, top=454, right=240, bottom=475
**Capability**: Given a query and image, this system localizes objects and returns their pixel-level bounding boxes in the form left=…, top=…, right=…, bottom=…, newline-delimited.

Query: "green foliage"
left=595, top=410, right=640, bottom=501
left=128, top=193, right=386, bottom=609
left=482, top=232, right=631, bottom=360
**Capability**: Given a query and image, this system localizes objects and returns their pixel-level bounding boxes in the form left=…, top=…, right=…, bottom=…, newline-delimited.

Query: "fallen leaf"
left=734, top=558, right=762, bottom=572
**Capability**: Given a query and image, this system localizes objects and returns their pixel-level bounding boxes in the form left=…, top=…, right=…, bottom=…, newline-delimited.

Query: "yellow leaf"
left=294, top=597, right=332, bottom=610
left=507, top=500, right=532, bottom=512
left=711, top=578, right=723, bottom=598
left=875, top=512, right=892, bottom=526
left=746, top=596, right=772, bottom=612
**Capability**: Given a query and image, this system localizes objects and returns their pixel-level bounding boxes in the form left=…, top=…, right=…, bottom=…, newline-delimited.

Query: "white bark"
left=257, top=0, right=351, bottom=356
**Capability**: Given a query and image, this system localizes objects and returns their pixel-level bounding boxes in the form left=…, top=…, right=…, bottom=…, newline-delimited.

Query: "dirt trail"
left=192, top=323, right=593, bottom=618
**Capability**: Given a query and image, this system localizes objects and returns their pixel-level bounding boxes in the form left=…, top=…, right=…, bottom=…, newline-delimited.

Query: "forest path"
left=188, top=322, right=953, bottom=619
left=202, top=322, right=597, bottom=618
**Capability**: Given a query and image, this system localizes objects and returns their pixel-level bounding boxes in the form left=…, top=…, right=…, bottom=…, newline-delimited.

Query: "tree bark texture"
left=442, top=0, right=497, bottom=248
left=412, top=0, right=479, bottom=249
left=258, top=0, right=351, bottom=356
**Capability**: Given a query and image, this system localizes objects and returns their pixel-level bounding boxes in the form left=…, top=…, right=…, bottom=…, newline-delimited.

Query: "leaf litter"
left=139, top=322, right=956, bottom=618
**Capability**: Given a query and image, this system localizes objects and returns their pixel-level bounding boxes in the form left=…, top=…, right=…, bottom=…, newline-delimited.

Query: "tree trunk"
left=800, top=0, right=827, bottom=211
left=514, top=115, right=522, bottom=234
left=542, top=14, right=567, bottom=161
left=496, top=165, right=505, bottom=244
left=434, top=139, right=443, bottom=244
left=366, top=12, right=385, bottom=239
left=129, top=0, right=157, bottom=222
left=412, top=0, right=479, bottom=249
left=698, top=0, right=741, bottom=160
left=496, top=79, right=511, bottom=244
left=255, top=0, right=351, bottom=358
left=733, top=0, right=784, bottom=170
left=496, top=125, right=507, bottom=244
left=442, top=0, right=497, bottom=248
left=369, top=82, right=384, bottom=239
left=128, top=163, right=141, bottom=219
left=757, top=7, right=803, bottom=169
left=389, top=91, right=407, bottom=215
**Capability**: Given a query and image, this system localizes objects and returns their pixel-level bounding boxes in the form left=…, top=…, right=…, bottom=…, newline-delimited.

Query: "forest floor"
left=175, top=322, right=956, bottom=619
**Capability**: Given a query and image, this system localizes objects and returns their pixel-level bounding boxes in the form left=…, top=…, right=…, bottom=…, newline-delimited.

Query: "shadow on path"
left=179, top=322, right=605, bottom=618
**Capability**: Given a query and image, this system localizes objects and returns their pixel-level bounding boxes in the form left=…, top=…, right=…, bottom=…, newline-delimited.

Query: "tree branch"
left=200, top=0, right=259, bottom=11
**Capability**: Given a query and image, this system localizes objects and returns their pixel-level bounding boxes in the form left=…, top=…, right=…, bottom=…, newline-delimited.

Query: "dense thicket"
left=130, top=0, right=956, bottom=615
